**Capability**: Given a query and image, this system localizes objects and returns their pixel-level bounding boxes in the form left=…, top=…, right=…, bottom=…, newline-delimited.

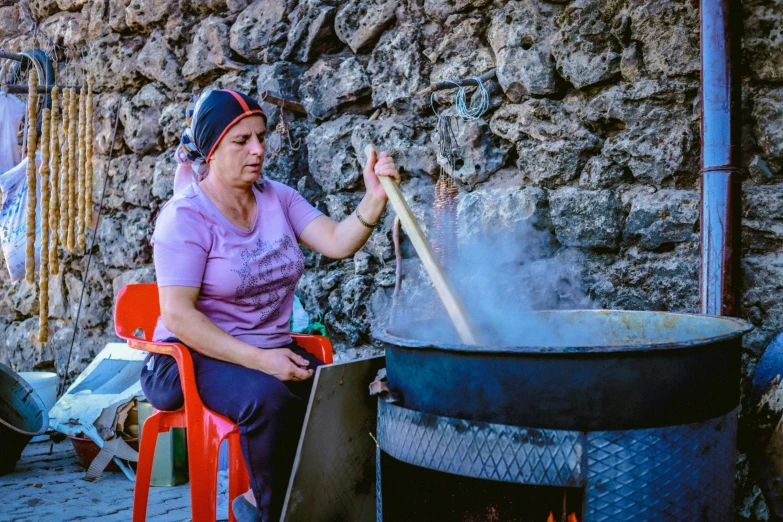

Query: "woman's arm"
left=159, top=285, right=314, bottom=381
left=298, top=150, right=400, bottom=259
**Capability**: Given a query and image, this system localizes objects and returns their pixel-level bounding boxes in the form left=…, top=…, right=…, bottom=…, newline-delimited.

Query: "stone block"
left=0, top=6, right=22, bottom=38
left=351, top=119, right=438, bottom=179
left=94, top=92, right=127, bottom=156
left=752, top=87, right=783, bottom=175
left=334, top=0, right=399, bottom=53
left=88, top=34, right=146, bottom=92
left=299, top=54, right=371, bottom=121
left=457, top=186, right=549, bottom=241
left=620, top=41, right=645, bottom=82
left=551, top=0, right=623, bottom=89
left=578, top=156, right=629, bottom=189
left=549, top=187, right=622, bottom=248
left=119, top=83, right=168, bottom=154
left=159, top=101, right=187, bottom=149
left=368, top=26, right=427, bottom=111
left=57, top=0, right=88, bottom=11
left=585, top=243, right=699, bottom=312
left=583, top=79, right=698, bottom=186
left=105, top=154, right=157, bottom=209
left=282, top=0, right=341, bottom=63
left=256, top=62, right=305, bottom=123
left=98, top=208, right=155, bottom=268
left=624, top=189, right=699, bottom=249
left=428, top=16, right=495, bottom=101
left=5, top=279, right=38, bottom=317
left=183, top=16, right=232, bottom=85
left=488, top=1, right=560, bottom=99
left=125, top=0, right=178, bottom=31
left=628, top=0, right=699, bottom=77
left=423, top=0, right=491, bottom=20
left=229, top=0, right=294, bottom=63
left=39, top=11, right=84, bottom=47
left=430, top=114, right=510, bottom=186
left=306, top=114, right=366, bottom=193
left=490, top=99, right=602, bottom=188
left=29, top=0, right=59, bottom=20
left=112, top=265, right=156, bottom=302
left=744, top=0, right=783, bottom=82
left=748, top=155, right=775, bottom=183
left=136, top=31, right=188, bottom=92
left=743, top=185, right=783, bottom=254
left=152, top=147, right=178, bottom=201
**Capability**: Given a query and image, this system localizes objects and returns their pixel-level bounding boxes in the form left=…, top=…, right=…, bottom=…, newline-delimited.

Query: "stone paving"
left=0, top=439, right=192, bottom=521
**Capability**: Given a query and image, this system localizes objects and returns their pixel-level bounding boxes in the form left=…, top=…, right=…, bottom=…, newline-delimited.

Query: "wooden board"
left=281, top=356, right=386, bottom=522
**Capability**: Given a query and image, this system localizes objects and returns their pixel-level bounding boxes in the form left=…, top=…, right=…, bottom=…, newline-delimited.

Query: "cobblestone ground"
left=0, top=439, right=192, bottom=521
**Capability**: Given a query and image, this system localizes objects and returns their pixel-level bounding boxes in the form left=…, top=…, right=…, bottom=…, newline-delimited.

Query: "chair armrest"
left=291, top=334, right=334, bottom=364
left=128, top=339, right=199, bottom=411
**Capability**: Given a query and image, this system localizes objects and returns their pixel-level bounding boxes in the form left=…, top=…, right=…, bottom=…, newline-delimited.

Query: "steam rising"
left=388, top=215, right=594, bottom=347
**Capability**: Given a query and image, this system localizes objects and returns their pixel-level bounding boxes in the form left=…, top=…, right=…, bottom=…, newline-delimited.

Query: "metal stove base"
left=377, top=401, right=737, bottom=522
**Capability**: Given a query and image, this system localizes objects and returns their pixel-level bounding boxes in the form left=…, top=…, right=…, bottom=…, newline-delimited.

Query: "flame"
left=546, top=512, right=578, bottom=522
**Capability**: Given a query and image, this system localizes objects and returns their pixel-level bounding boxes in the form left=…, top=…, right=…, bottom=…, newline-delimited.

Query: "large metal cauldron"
left=375, top=310, right=751, bottom=431
left=373, top=310, right=752, bottom=521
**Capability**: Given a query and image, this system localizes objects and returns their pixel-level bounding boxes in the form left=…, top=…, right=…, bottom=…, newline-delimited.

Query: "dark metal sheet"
left=281, top=356, right=385, bottom=522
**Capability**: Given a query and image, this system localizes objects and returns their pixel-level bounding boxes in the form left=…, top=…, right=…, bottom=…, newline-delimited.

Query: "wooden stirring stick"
left=364, top=143, right=482, bottom=345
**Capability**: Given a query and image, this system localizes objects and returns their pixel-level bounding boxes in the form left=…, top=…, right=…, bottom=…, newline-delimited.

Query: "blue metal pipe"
left=700, top=0, right=742, bottom=316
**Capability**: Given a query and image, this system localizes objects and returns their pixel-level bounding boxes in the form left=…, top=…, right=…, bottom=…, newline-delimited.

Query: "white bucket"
left=18, top=372, right=58, bottom=442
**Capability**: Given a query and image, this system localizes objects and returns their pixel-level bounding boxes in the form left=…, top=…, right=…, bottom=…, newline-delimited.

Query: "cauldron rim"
left=374, top=309, right=752, bottom=355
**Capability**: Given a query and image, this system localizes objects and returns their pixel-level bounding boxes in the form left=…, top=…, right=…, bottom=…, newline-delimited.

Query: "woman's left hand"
left=363, top=149, right=401, bottom=202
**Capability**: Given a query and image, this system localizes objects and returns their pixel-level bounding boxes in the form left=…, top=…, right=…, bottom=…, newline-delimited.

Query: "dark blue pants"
left=139, top=340, right=322, bottom=522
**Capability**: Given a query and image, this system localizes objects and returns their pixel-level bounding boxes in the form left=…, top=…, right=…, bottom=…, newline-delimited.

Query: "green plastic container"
left=137, top=401, right=189, bottom=486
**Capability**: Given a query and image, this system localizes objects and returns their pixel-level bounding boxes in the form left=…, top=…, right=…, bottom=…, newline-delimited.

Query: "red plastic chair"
left=114, top=283, right=333, bottom=522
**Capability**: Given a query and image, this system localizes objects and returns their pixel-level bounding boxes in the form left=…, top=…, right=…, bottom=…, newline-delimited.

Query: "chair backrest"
left=115, top=283, right=161, bottom=342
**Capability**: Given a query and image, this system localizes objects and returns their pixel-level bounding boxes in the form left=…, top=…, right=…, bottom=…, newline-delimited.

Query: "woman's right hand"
left=256, top=348, right=314, bottom=381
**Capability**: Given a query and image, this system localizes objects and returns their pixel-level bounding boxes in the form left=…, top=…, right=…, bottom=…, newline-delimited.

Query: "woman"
left=140, top=89, right=400, bottom=522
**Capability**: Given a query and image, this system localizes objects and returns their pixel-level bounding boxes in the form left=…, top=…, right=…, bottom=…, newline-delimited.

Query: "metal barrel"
left=0, top=364, right=49, bottom=475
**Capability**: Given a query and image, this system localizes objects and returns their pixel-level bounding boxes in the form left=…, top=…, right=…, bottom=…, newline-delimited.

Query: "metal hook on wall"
left=268, top=102, right=302, bottom=153
left=267, top=102, right=284, bottom=154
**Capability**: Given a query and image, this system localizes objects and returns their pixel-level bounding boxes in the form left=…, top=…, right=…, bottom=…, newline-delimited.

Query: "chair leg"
left=134, top=414, right=162, bottom=522
left=187, top=421, right=223, bottom=522
left=227, top=431, right=250, bottom=522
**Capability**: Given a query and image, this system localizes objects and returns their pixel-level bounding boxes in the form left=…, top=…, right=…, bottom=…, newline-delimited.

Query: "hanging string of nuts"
left=59, top=88, right=70, bottom=245
left=67, top=87, right=77, bottom=252
left=76, top=85, right=86, bottom=250
left=85, top=78, right=94, bottom=228
left=38, top=108, right=51, bottom=343
left=48, top=86, right=60, bottom=276
left=25, top=67, right=39, bottom=284
left=432, top=174, right=459, bottom=267
left=430, top=106, right=461, bottom=269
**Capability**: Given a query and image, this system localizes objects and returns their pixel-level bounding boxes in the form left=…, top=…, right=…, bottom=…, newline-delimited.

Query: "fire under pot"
left=373, top=310, right=752, bottom=522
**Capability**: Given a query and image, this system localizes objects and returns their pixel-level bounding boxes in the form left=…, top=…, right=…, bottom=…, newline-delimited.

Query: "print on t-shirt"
left=233, top=234, right=305, bottom=322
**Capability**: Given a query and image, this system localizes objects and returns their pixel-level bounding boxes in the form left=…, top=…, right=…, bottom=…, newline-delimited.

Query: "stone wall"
left=1, top=0, right=781, bottom=518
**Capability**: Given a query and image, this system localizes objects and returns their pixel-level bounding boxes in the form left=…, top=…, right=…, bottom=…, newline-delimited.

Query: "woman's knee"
left=235, top=376, right=306, bottom=426
left=140, top=354, right=184, bottom=411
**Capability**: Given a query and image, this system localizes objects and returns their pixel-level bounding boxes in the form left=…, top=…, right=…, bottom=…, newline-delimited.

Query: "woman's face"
left=209, top=115, right=267, bottom=186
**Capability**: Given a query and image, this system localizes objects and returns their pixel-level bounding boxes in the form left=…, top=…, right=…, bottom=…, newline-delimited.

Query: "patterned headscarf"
left=174, top=89, right=267, bottom=189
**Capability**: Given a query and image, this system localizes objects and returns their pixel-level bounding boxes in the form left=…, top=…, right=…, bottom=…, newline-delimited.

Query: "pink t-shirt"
left=151, top=179, right=322, bottom=347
